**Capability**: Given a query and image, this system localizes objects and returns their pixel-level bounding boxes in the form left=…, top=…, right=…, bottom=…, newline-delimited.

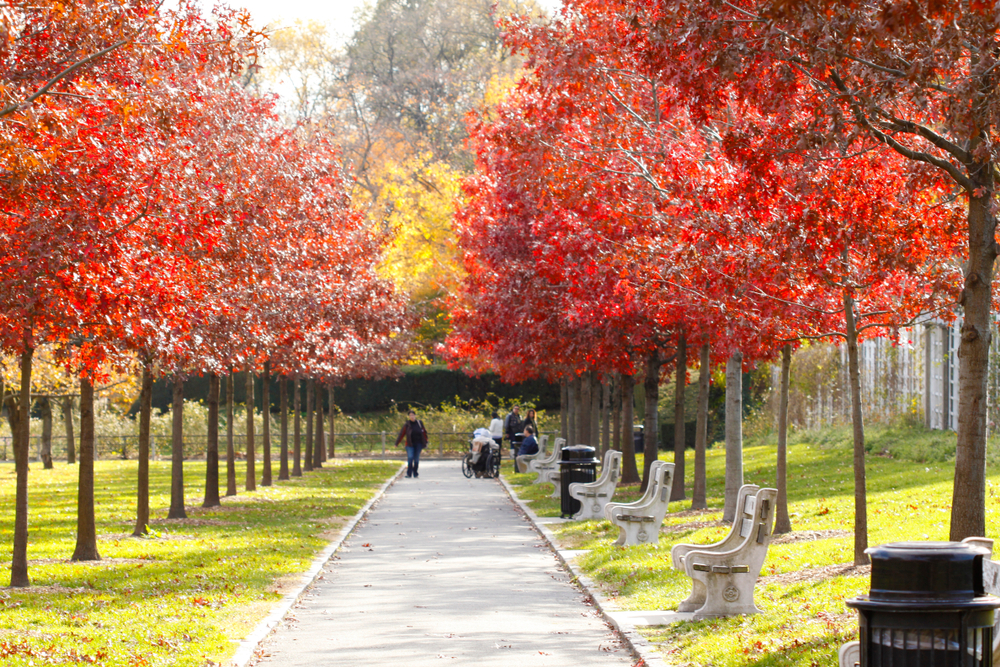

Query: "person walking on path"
left=395, top=410, right=428, bottom=478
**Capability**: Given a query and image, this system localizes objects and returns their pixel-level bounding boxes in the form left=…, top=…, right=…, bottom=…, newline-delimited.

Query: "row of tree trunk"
left=154, top=369, right=337, bottom=528
left=4, top=353, right=339, bottom=588
left=558, top=343, right=797, bottom=539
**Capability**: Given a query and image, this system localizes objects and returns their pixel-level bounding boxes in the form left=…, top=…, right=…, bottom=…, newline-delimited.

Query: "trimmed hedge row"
left=145, top=366, right=560, bottom=414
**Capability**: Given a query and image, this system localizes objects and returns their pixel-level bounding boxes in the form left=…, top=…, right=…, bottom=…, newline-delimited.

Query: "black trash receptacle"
left=846, top=541, right=1000, bottom=667
left=559, top=445, right=599, bottom=518
left=633, top=424, right=644, bottom=452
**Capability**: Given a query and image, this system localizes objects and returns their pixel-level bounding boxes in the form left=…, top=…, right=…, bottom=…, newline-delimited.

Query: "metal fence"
left=0, top=431, right=487, bottom=462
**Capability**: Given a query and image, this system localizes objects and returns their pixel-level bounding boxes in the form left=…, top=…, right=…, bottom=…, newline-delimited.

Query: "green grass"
left=505, top=423, right=998, bottom=667
left=0, top=458, right=398, bottom=666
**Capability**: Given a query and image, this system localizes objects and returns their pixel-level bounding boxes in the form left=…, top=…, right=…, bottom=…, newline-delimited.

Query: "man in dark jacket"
left=518, top=425, right=539, bottom=457
left=395, top=410, right=428, bottom=478
left=504, top=405, right=523, bottom=460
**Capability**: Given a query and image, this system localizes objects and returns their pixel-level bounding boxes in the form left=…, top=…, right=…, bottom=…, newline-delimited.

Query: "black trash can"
left=559, top=445, right=599, bottom=518
left=633, top=424, right=644, bottom=452
left=846, top=541, right=1000, bottom=667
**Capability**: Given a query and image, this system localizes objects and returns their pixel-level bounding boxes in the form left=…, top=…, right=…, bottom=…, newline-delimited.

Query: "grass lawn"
left=0, top=458, right=399, bottom=666
left=504, top=424, right=994, bottom=667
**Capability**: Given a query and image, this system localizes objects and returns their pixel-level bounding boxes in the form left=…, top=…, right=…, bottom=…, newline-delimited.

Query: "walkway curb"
left=231, top=462, right=406, bottom=667
left=498, top=476, right=671, bottom=667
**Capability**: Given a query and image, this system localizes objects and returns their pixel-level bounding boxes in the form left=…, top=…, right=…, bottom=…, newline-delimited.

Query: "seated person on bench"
left=518, top=426, right=539, bottom=457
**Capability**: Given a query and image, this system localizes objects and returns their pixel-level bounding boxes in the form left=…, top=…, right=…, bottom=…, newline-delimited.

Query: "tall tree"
left=245, top=369, right=256, bottom=491
left=723, top=352, right=744, bottom=523
left=71, top=377, right=99, bottom=561
left=168, top=376, right=186, bottom=519
left=133, top=366, right=153, bottom=535
left=670, top=333, right=687, bottom=501
left=262, top=362, right=272, bottom=487
left=279, top=376, right=290, bottom=480
left=203, top=374, right=222, bottom=508
left=691, top=344, right=710, bottom=510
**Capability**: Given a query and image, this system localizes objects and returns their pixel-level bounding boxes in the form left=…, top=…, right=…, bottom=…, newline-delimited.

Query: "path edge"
left=231, top=462, right=406, bottom=667
left=498, top=475, right=670, bottom=667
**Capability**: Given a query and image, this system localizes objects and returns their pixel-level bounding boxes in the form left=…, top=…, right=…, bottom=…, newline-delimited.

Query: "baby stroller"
left=463, top=428, right=501, bottom=479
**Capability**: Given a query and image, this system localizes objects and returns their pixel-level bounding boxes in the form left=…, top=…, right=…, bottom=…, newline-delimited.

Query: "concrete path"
left=253, top=460, right=635, bottom=666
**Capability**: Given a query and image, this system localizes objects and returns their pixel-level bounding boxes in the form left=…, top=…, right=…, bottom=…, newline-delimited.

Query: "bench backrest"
left=539, top=437, right=565, bottom=465
left=654, top=462, right=674, bottom=508
left=716, top=484, right=761, bottom=553
left=741, top=487, right=777, bottom=572
left=637, top=460, right=673, bottom=507
left=595, top=449, right=622, bottom=487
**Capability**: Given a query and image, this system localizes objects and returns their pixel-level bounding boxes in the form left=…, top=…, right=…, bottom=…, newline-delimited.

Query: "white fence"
left=792, top=318, right=1000, bottom=433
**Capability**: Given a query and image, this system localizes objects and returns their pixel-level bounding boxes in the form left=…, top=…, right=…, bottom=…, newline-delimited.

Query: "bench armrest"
left=679, top=545, right=753, bottom=574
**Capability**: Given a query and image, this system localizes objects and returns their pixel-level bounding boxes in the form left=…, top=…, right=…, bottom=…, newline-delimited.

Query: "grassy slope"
left=0, top=459, right=398, bottom=666
left=505, top=423, right=991, bottom=667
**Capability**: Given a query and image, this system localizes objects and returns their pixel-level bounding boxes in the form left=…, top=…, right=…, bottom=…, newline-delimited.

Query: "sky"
left=228, top=0, right=372, bottom=43
left=223, top=0, right=560, bottom=43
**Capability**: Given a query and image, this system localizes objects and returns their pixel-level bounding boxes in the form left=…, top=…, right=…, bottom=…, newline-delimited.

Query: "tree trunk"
left=641, top=352, right=661, bottom=492
left=691, top=344, right=710, bottom=510
left=567, top=375, right=578, bottom=446
left=560, top=378, right=569, bottom=442
left=11, top=345, right=33, bottom=587
left=601, top=375, right=611, bottom=456
left=620, top=372, right=640, bottom=485
left=671, top=333, right=687, bottom=501
left=168, top=376, right=187, bottom=519
left=279, top=376, right=290, bottom=480
left=292, top=374, right=302, bottom=477
left=313, top=380, right=324, bottom=469
left=589, top=372, right=600, bottom=452
left=612, top=372, right=622, bottom=454
left=226, top=370, right=236, bottom=497
left=72, top=377, right=100, bottom=561
left=262, top=362, right=272, bottom=486
left=133, top=365, right=153, bottom=535
left=63, top=395, right=76, bottom=465
left=203, top=373, right=221, bottom=508
left=723, top=351, right=744, bottom=523
left=328, top=384, right=336, bottom=458
left=245, top=369, right=256, bottom=492
left=774, top=344, right=793, bottom=534
left=578, top=372, right=591, bottom=446
left=40, top=396, right=53, bottom=469
left=844, top=288, right=870, bottom=565
left=304, top=378, right=314, bottom=472
left=951, top=191, right=996, bottom=540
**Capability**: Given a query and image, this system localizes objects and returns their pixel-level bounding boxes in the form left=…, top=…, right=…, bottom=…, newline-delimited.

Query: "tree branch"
left=829, top=70, right=977, bottom=191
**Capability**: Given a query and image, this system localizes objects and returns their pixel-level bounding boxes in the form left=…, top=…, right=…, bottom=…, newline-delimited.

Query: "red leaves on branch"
left=446, top=0, right=965, bottom=382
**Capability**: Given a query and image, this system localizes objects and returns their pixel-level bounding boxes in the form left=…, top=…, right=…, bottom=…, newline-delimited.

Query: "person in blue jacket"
left=518, top=425, right=539, bottom=457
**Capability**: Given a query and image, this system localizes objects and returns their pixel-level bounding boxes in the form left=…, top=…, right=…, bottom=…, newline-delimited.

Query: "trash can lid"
left=867, top=541, right=990, bottom=601
left=561, top=445, right=597, bottom=461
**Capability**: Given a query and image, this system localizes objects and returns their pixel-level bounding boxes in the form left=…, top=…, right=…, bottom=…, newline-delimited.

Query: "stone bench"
left=604, top=460, right=675, bottom=546
left=527, top=437, right=564, bottom=494
left=516, top=435, right=549, bottom=473
left=671, top=484, right=777, bottom=618
left=567, top=449, right=622, bottom=520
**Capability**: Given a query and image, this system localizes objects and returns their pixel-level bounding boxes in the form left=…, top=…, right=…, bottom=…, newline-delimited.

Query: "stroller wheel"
left=489, top=451, right=501, bottom=479
left=461, top=453, right=474, bottom=478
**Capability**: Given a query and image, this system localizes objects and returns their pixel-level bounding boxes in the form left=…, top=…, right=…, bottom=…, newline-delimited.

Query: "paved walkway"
left=254, top=460, right=635, bottom=666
